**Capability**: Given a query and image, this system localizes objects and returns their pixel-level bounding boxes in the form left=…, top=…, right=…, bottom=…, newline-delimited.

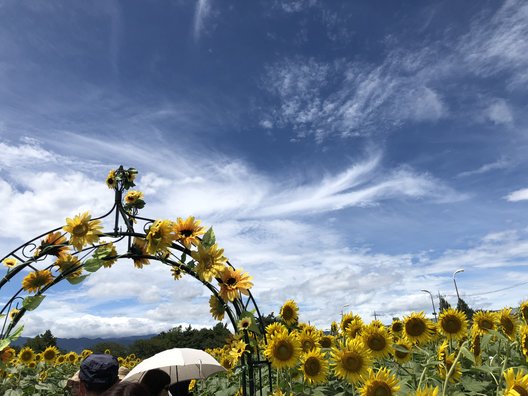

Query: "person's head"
left=79, top=354, right=119, bottom=396
left=101, top=381, right=150, bottom=396
left=168, top=380, right=192, bottom=396
left=140, top=369, right=171, bottom=396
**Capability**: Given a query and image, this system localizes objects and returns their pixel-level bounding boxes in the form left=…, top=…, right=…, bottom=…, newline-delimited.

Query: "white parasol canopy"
left=122, top=348, right=226, bottom=384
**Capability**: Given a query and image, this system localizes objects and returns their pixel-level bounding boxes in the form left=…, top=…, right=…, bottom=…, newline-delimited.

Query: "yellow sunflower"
left=361, top=324, right=393, bottom=360
left=171, top=266, right=183, bottom=280
left=345, top=318, right=364, bottom=340
left=390, top=319, right=403, bottom=338
left=106, top=169, right=117, bottom=189
left=3, top=257, right=18, bottom=268
left=266, top=322, right=287, bottom=339
left=19, top=347, right=35, bottom=365
left=22, top=269, right=54, bottom=293
left=320, top=335, right=334, bottom=349
left=229, top=339, right=248, bottom=363
left=146, top=219, right=175, bottom=254
left=300, top=348, right=328, bottom=385
left=0, top=347, right=16, bottom=363
left=191, top=243, right=227, bottom=282
left=520, top=325, right=528, bottom=360
left=437, top=308, right=467, bottom=342
left=63, top=212, right=103, bottom=251
left=66, top=351, right=78, bottom=364
left=9, top=308, right=20, bottom=321
left=297, top=327, right=322, bottom=353
left=237, top=317, right=252, bottom=332
left=520, top=300, right=528, bottom=324
left=499, top=308, right=519, bottom=341
left=438, top=350, right=462, bottom=383
left=42, top=346, right=59, bottom=363
left=403, top=312, right=433, bottom=345
left=330, top=338, right=372, bottom=385
left=264, top=330, right=302, bottom=369
left=330, top=321, right=339, bottom=334
left=173, top=216, right=206, bottom=248
left=55, top=254, right=83, bottom=279
left=96, top=242, right=118, bottom=268
left=393, top=338, right=413, bottom=365
left=471, top=310, right=498, bottom=336
left=209, top=295, right=225, bottom=321
left=341, top=312, right=363, bottom=332
left=503, top=367, right=528, bottom=396
left=56, top=354, right=66, bottom=365
left=81, top=349, right=93, bottom=359
left=279, top=300, right=299, bottom=326
left=359, top=367, right=400, bottom=396
left=413, top=385, right=439, bottom=396
left=130, top=237, right=150, bottom=268
left=35, top=231, right=70, bottom=258
left=219, top=267, right=253, bottom=302
left=124, top=190, right=144, bottom=205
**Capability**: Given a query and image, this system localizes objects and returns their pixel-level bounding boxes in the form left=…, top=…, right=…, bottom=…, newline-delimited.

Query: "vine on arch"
left=0, top=166, right=272, bottom=395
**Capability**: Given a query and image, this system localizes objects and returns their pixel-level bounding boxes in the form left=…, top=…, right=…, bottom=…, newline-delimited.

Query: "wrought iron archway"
left=0, top=166, right=272, bottom=395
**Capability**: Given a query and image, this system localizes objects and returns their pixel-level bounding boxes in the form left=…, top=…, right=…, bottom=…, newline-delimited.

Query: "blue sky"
left=1, top=0, right=528, bottom=338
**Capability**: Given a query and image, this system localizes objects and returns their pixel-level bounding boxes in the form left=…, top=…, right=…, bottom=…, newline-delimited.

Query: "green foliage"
left=23, top=330, right=57, bottom=353
left=438, top=294, right=451, bottom=312
left=91, top=341, right=129, bottom=357
left=456, top=298, right=475, bottom=320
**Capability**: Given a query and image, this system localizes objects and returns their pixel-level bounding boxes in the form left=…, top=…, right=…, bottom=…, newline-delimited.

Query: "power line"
left=441, top=279, right=528, bottom=298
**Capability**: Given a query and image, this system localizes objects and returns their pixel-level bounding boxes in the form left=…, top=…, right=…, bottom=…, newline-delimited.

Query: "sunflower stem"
left=441, top=340, right=467, bottom=396
left=495, top=341, right=509, bottom=396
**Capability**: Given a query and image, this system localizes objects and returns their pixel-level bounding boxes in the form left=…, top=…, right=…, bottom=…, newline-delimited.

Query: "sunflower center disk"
left=72, top=224, right=88, bottom=236
left=407, top=319, right=425, bottom=336
left=304, top=357, right=321, bottom=376
left=372, top=382, right=392, bottom=396
left=480, top=320, right=493, bottom=330
left=277, top=343, right=293, bottom=361
left=443, top=317, right=461, bottom=333
left=369, top=337, right=386, bottom=351
left=513, top=385, right=528, bottom=396
left=343, top=355, right=361, bottom=372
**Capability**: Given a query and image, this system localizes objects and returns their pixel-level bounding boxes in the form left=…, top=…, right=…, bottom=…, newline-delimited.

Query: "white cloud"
left=193, top=0, right=212, bottom=41
left=506, top=188, right=528, bottom=202
left=458, top=158, right=512, bottom=178
left=486, top=99, right=514, bottom=125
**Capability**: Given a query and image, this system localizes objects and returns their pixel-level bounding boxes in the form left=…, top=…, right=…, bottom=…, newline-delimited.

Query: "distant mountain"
left=12, top=334, right=156, bottom=353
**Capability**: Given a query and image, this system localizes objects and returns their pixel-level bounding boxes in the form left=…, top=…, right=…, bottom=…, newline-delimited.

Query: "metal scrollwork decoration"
left=0, top=165, right=272, bottom=396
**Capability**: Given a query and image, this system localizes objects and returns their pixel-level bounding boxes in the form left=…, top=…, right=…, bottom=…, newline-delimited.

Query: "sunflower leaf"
left=201, top=227, right=216, bottom=249
left=66, top=274, right=89, bottom=285
left=84, top=258, right=103, bottom=272
left=181, top=252, right=187, bottom=264
left=393, top=343, right=411, bottom=353
left=459, top=346, right=475, bottom=364
left=23, top=295, right=45, bottom=311
left=9, top=325, right=24, bottom=341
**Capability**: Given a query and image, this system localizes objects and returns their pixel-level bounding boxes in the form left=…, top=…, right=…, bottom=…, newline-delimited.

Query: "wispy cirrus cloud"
left=193, top=0, right=212, bottom=41
left=261, top=0, right=528, bottom=142
left=458, top=157, right=512, bottom=178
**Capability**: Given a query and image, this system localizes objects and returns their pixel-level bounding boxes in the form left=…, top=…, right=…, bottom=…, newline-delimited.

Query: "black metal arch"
left=0, top=166, right=272, bottom=395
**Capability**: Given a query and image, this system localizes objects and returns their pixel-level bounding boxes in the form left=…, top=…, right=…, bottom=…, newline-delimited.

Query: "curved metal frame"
left=0, top=166, right=272, bottom=395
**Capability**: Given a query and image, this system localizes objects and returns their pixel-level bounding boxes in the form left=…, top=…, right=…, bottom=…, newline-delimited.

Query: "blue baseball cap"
left=79, top=354, right=119, bottom=385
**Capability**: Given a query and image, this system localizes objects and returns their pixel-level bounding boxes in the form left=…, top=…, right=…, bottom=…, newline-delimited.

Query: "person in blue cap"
left=79, top=354, right=120, bottom=396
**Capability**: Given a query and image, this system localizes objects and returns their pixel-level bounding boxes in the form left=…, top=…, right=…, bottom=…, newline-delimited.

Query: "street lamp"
left=421, top=289, right=437, bottom=322
left=453, top=268, right=464, bottom=301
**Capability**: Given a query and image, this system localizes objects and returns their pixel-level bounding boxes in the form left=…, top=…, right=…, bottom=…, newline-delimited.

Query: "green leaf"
left=9, top=325, right=24, bottom=341
left=181, top=252, right=187, bottom=264
left=23, top=295, right=45, bottom=311
left=0, top=338, right=11, bottom=351
left=201, top=227, right=216, bottom=248
left=84, top=258, right=103, bottom=272
left=393, top=343, right=411, bottom=353
left=66, top=274, right=89, bottom=285
left=93, top=246, right=112, bottom=260
left=459, top=346, right=476, bottom=365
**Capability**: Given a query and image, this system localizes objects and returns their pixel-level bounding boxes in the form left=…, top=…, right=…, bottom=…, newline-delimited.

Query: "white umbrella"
left=122, top=348, right=226, bottom=384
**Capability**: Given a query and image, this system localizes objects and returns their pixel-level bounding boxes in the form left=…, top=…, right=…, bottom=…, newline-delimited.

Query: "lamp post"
left=421, top=289, right=437, bottom=322
left=453, top=268, right=464, bottom=301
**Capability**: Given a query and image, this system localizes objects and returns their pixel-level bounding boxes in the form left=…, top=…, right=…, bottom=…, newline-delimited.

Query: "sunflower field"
left=1, top=301, right=528, bottom=395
